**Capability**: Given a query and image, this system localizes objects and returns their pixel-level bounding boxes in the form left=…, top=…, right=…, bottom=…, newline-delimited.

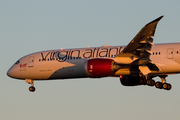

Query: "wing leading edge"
left=114, top=16, right=164, bottom=75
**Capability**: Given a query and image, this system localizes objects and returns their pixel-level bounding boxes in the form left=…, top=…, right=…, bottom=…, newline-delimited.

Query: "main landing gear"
left=25, top=79, right=36, bottom=92
left=155, top=75, right=172, bottom=90
left=141, top=75, right=172, bottom=90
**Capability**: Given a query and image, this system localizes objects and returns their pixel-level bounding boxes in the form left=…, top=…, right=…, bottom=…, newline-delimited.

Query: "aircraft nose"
left=7, top=68, right=13, bottom=78
left=7, top=65, right=20, bottom=79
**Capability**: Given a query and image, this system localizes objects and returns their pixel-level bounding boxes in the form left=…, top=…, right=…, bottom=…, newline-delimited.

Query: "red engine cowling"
left=85, top=58, right=115, bottom=78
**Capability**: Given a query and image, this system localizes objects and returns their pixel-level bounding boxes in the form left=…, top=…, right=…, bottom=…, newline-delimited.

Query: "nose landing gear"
left=25, top=79, right=36, bottom=92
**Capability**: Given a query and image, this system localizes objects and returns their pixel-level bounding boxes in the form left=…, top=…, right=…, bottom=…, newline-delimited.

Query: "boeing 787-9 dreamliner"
left=7, top=16, right=179, bottom=92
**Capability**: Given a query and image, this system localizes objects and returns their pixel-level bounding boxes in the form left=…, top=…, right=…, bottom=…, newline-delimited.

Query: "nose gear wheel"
left=29, top=86, right=36, bottom=92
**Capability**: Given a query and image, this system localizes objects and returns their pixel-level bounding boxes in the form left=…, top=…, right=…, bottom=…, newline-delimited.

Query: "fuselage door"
left=28, top=56, right=35, bottom=67
left=167, top=48, right=174, bottom=59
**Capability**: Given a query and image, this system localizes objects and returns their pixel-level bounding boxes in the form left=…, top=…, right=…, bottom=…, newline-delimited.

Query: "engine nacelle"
left=120, top=75, right=143, bottom=86
left=85, top=58, right=117, bottom=78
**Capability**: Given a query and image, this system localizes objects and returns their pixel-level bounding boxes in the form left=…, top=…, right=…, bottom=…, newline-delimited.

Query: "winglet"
left=146, top=15, right=164, bottom=26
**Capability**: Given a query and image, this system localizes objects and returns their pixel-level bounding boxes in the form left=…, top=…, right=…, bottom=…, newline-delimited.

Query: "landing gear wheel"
left=151, top=80, right=155, bottom=86
left=163, top=83, right=172, bottom=90
left=146, top=79, right=155, bottom=86
left=29, top=86, right=36, bottom=92
left=146, top=79, right=151, bottom=86
left=167, top=83, right=172, bottom=90
left=155, top=82, right=163, bottom=89
left=139, top=78, right=146, bottom=85
left=163, top=83, right=168, bottom=89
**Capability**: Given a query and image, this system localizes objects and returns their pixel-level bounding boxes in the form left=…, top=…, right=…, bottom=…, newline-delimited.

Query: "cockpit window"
left=15, top=61, right=20, bottom=64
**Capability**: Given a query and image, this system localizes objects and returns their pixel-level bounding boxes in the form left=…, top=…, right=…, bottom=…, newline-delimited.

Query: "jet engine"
left=85, top=58, right=120, bottom=78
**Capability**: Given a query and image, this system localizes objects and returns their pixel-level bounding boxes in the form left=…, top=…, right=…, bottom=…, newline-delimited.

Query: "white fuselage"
left=7, top=43, right=180, bottom=80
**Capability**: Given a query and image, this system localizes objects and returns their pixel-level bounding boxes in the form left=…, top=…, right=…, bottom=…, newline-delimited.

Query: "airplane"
left=7, top=16, right=179, bottom=92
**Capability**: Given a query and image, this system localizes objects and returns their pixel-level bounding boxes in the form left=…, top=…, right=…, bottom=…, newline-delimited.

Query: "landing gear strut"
left=25, top=79, right=36, bottom=92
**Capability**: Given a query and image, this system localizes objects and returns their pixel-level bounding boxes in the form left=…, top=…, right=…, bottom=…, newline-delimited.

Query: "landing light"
left=119, top=75, right=123, bottom=79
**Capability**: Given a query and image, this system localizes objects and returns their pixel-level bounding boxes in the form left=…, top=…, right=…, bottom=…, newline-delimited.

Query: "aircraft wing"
left=114, top=16, right=164, bottom=75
